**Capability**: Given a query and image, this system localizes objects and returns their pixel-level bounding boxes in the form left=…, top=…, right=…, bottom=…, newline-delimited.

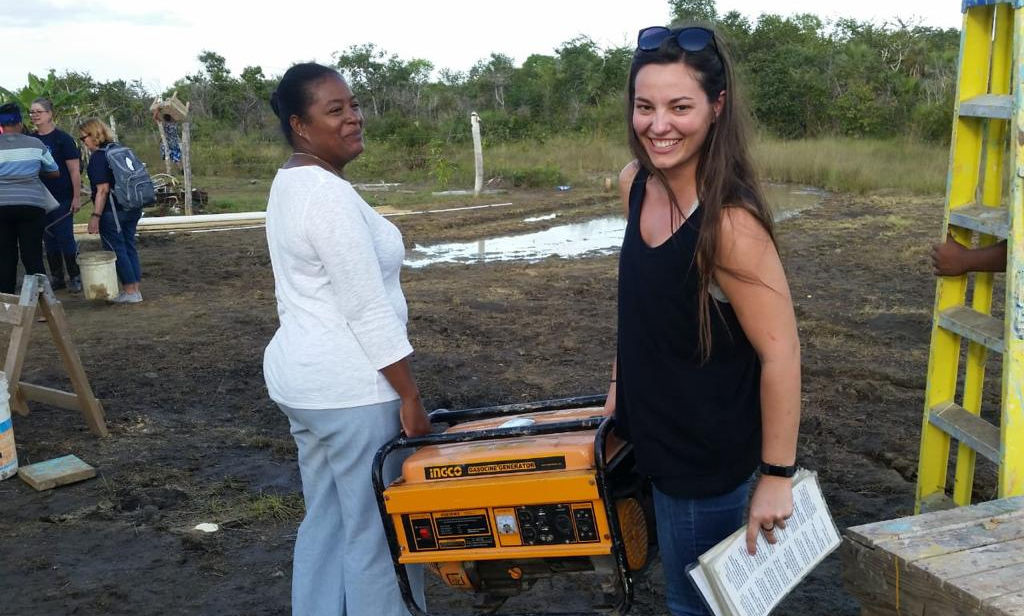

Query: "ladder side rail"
left=919, top=5, right=997, bottom=512
left=955, top=3, right=1015, bottom=506
left=998, top=7, right=1024, bottom=498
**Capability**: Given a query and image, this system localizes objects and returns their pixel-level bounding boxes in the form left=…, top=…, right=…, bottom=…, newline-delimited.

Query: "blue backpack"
left=103, top=143, right=156, bottom=211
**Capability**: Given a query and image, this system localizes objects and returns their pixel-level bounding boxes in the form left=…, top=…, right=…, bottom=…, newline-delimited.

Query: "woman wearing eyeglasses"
left=29, top=98, right=83, bottom=293
left=263, top=63, right=429, bottom=616
left=605, top=25, right=801, bottom=615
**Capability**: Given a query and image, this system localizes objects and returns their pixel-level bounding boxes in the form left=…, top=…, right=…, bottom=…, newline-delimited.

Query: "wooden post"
left=182, top=102, right=193, bottom=216
left=471, top=112, right=483, bottom=197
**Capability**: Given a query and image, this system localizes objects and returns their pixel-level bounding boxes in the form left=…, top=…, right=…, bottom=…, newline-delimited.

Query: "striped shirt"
left=0, top=133, right=59, bottom=209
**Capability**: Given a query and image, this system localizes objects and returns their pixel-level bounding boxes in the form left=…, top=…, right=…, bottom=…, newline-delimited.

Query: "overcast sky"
left=4, top=0, right=963, bottom=95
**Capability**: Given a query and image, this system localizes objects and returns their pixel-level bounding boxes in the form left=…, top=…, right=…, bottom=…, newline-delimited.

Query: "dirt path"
left=0, top=186, right=972, bottom=615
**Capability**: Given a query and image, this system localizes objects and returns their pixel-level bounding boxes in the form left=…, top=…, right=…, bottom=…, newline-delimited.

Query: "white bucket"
left=79, top=252, right=119, bottom=301
left=0, top=373, right=17, bottom=481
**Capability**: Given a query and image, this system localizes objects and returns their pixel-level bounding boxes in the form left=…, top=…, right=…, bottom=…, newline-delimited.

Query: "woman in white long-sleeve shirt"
left=264, top=62, right=430, bottom=616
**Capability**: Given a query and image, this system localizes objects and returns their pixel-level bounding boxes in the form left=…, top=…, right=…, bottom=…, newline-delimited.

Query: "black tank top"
left=615, top=167, right=761, bottom=498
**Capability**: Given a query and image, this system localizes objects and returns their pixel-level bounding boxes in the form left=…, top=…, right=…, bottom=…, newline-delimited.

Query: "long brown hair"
left=625, top=23, right=775, bottom=360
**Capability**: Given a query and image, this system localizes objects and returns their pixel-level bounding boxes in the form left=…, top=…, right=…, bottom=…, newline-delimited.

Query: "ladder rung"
left=948, top=204, right=1010, bottom=238
left=937, top=306, right=1004, bottom=353
left=959, top=94, right=1012, bottom=120
left=929, top=402, right=1001, bottom=463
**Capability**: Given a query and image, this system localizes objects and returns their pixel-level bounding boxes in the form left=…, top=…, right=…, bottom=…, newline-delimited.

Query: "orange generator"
left=372, top=396, right=655, bottom=615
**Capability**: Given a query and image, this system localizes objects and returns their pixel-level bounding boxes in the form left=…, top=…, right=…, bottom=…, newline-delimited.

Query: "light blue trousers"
left=280, top=400, right=425, bottom=616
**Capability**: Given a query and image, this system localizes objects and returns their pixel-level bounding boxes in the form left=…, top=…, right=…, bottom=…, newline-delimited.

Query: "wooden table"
left=842, top=496, right=1024, bottom=615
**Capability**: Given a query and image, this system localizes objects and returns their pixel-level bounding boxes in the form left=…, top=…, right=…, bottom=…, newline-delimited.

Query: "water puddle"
left=405, top=183, right=824, bottom=268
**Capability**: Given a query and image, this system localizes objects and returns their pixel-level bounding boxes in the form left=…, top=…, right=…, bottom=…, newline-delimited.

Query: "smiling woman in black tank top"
left=604, top=25, right=802, bottom=616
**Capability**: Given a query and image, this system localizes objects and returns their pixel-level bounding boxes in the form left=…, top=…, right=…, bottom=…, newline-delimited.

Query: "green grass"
left=85, top=131, right=946, bottom=221
left=753, top=135, right=947, bottom=195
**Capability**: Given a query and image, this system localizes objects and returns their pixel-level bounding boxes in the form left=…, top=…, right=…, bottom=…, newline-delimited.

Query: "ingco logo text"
left=426, top=465, right=464, bottom=479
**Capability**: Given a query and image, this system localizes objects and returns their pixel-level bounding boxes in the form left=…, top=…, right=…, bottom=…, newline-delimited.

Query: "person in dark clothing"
left=604, top=25, right=802, bottom=616
left=29, top=97, right=82, bottom=292
left=0, top=102, right=59, bottom=294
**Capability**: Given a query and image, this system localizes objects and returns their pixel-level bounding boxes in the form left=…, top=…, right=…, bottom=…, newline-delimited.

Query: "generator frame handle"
left=427, top=394, right=607, bottom=425
left=371, top=397, right=636, bottom=616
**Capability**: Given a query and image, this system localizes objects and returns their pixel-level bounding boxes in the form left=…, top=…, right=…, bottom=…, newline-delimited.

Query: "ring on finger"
left=761, top=523, right=775, bottom=532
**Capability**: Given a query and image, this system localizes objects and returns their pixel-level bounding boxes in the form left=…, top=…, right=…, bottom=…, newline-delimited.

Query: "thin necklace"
left=289, top=151, right=341, bottom=177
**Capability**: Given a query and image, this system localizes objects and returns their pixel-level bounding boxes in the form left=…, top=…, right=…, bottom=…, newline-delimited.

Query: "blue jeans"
left=98, top=207, right=142, bottom=285
left=43, top=197, right=78, bottom=258
left=653, top=477, right=753, bottom=616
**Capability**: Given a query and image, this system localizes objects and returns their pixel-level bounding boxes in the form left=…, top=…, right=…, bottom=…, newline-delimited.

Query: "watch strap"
left=759, top=461, right=797, bottom=477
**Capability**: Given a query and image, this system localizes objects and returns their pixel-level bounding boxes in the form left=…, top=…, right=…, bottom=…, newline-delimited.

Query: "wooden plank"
left=17, top=383, right=80, bottom=411
left=0, top=303, right=24, bottom=325
left=949, top=562, right=1024, bottom=601
left=37, top=292, right=107, bottom=437
left=917, top=536, right=1024, bottom=579
left=987, top=589, right=1024, bottom=615
left=842, top=537, right=982, bottom=616
left=875, top=511, right=1024, bottom=561
left=847, top=497, right=1024, bottom=545
left=0, top=292, right=19, bottom=305
left=17, top=455, right=96, bottom=491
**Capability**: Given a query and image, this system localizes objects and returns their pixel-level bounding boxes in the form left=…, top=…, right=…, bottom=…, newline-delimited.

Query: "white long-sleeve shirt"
left=263, top=166, right=412, bottom=409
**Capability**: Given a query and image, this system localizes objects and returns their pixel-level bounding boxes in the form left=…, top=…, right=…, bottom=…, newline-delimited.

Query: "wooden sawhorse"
left=1, top=274, right=107, bottom=437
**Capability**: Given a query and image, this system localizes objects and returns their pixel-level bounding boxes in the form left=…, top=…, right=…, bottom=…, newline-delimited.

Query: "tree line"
left=2, top=0, right=960, bottom=152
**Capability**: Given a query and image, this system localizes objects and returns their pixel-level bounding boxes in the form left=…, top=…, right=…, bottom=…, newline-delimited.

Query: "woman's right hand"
left=400, top=396, right=431, bottom=437
left=87, top=216, right=99, bottom=234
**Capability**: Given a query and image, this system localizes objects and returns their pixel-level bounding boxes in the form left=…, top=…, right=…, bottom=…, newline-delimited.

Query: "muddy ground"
left=0, top=185, right=991, bottom=615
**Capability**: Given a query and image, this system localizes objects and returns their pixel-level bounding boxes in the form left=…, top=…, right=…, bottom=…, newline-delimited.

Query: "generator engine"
left=372, top=396, right=654, bottom=615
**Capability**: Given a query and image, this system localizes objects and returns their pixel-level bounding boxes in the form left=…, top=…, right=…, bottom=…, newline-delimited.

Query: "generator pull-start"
left=372, top=395, right=655, bottom=615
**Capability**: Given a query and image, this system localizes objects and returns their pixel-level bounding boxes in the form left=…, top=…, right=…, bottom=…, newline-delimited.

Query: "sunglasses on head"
left=637, top=26, right=717, bottom=54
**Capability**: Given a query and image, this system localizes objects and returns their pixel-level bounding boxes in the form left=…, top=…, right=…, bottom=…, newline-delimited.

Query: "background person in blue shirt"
left=29, top=97, right=82, bottom=292
left=0, top=102, right=59, bottom=294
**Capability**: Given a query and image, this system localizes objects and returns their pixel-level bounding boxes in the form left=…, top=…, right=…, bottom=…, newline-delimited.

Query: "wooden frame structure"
left=1, top=274, right=107, bottom=437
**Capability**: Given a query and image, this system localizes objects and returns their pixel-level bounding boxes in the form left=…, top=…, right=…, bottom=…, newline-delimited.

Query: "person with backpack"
left=78, top=118, right=144, bottom=304
left=29, top=98, right=83, bottom=293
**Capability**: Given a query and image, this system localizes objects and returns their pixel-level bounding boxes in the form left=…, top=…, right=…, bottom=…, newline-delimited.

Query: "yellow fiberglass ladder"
left=916, top=0, right=1024, bottom=513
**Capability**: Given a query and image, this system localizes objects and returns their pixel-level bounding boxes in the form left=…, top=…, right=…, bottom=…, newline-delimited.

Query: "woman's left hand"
left=87, top=216, right=99, bottom=234
left=745, top=475, right=794, bottom=555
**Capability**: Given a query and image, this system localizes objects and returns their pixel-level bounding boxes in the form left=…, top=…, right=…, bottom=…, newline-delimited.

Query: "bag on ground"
left=103, top=144, right=156, bottom=211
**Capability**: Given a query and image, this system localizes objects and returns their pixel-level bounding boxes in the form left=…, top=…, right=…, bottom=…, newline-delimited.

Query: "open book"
left=687, top=469, right=840, bottom=616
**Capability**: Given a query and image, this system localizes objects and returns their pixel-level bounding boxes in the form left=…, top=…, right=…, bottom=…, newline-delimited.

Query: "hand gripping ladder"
left=916, top=0, right=1024, bottom=512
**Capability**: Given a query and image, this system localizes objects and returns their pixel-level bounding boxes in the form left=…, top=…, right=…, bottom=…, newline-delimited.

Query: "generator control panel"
left=515, top=503, right=600, bottom=545
left=401, top=502, right=600, bottom=553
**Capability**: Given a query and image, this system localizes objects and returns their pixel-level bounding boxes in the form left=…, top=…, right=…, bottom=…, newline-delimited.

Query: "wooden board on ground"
left=18, top=455, right=96, bottom=491
left=842, top=496, right=1024, bottom=615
